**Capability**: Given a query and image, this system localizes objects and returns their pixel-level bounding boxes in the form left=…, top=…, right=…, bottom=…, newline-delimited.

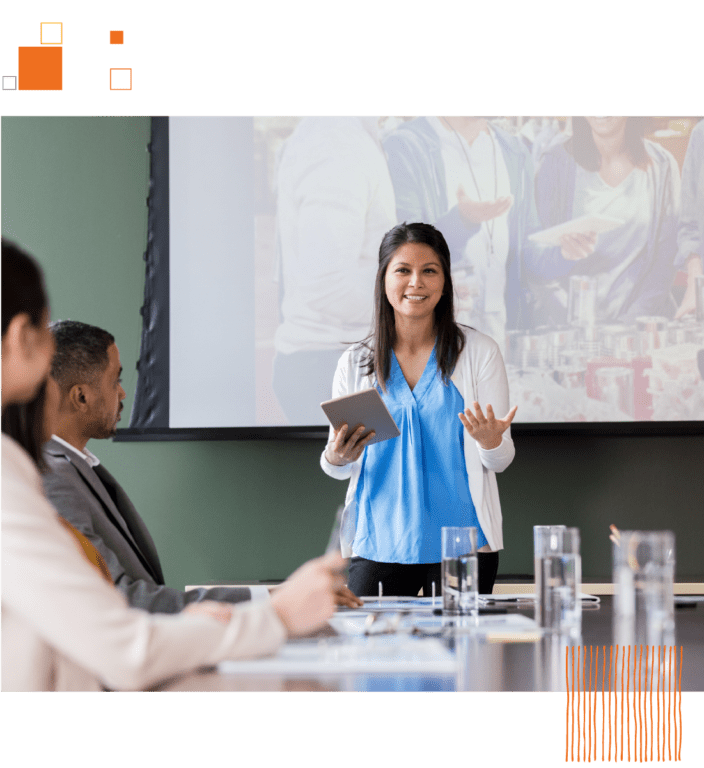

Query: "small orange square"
left=110, top=31, right=124, bottom=44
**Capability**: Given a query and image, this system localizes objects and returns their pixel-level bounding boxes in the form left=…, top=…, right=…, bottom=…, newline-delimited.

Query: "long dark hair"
left=2, top=386, right=48, bottom=471
left=1, top=238, right=48, bottom=335
left=1, top=238, right=50, bottom=467
left=569, top=117, right=652, bottom=172
left=359, top=222, right=465, bottom=390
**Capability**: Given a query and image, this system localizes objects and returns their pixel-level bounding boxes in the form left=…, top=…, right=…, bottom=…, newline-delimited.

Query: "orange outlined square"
left=39, top=21, right=64, bottom=45
left=110, top=31, right=124, bottom=44
left=108, top=67, right=132, bottom=91
left=19, top=47, right=62, bottom=90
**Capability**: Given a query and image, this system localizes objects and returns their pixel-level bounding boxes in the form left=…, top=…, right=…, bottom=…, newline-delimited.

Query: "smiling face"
left=384, top=242, right=445, bottom=323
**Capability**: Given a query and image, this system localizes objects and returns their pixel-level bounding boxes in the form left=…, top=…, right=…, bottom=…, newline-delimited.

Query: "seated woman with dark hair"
left=1, top=237, right=342, bottom=691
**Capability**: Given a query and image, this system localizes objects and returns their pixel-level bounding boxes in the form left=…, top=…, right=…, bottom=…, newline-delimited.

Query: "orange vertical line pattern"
left=609, top=646, right=613, bottom=762
left=636, top=645, right=639, bottom=761
left=573, top=645, right=582, bottom=760
left=577, top=645, right=587, bottom=763
left=677, top=646, right=682, bottom=762
left=657, top=646, right=661, bottom=762
left=650, top=645, right=654, bottom=763
left=677, top=646, right=682, bottom=761
left=615, top=645, right=619, bottom=763
left=621, top=645, right=625, bottom=762
left=668, top=645, right=672, bottom=761
left=578, top=645, right=581, bottom=762
left=583, top=644, right=587, bottom=762
left=644, top=644, right=648, bottom=762
left=672, top=645, right=677, bottom=763
left=662, top=646, right=666, bottom=761
left=638, top=644, right=643, bottom=763
left=602, top=646, right=606, bottom=762
left=627, top=644, right=631, bottom=762
left=592, top=645, right=599, bottom=761
left=566, top=646, right=570, bottom=763
left=572, top=645, right=576, bottom=763
left=589, top=645, right=593, bottom=761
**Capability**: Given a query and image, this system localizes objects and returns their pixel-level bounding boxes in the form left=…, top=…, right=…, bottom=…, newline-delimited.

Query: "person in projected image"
left=528, top=116, right=681, bottom=325
left=272, top=117, right=397, bottom=425
left=1, top=238, right=346, bottom=691
left=320, top=223, right=517, bottom=598
left=674, top=118, right=704, bottom=318
left=383, top=116, right=550, bottom=351
left=39, top=319, right=362, bottom=613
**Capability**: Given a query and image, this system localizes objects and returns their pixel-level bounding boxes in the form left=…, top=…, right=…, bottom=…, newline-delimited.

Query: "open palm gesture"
left=459, top=402, right=517, bottom=450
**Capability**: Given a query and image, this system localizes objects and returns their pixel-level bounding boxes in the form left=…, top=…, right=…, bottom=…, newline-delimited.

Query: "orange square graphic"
left=19, top=47, right=62, bottom=90
left=108, top=67, right=132, bottom=91
left=39, top=21, right=64, bottom=45
left=110, top=31, right=124, bottom=44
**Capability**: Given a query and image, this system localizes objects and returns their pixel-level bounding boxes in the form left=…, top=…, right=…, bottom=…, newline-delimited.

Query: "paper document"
left=218, top=636, right=457, bottom=675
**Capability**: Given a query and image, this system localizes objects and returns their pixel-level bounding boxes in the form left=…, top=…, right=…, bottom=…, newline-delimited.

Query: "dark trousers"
left=348, top=552, right=500, bottom=597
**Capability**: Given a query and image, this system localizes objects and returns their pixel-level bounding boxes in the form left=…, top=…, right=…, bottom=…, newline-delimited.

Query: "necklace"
left=442, top=118, right=498, bottom=256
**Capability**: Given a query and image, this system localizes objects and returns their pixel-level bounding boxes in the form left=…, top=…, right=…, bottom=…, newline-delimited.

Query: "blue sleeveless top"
left=353, top=345, right=487, bottom=564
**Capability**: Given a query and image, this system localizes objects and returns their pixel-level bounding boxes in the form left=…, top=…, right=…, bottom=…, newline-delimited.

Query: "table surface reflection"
left=158, top=596, right=704, bottom=692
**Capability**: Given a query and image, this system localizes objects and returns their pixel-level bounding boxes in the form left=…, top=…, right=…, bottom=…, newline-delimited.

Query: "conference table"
left=157, top=595, right=704, bottom=692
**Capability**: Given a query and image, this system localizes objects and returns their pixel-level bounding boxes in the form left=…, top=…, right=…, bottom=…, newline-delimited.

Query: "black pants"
left=348, top=552, right=500, bottom=597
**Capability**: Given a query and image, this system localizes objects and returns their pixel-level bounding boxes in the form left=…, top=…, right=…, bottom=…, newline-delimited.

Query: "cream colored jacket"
left=1, top=435, right=286, bottom=691
left=320, top=328, right=515, bottom=557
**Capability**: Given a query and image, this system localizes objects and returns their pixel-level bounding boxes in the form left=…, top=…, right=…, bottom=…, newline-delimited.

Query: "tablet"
left=320, top=388, right=400, bottom=446
left=528, top=214, right=624, bottom=246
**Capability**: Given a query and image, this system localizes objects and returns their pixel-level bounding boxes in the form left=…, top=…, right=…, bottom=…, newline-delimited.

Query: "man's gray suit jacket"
left=41, top=438, right=252, bottom=613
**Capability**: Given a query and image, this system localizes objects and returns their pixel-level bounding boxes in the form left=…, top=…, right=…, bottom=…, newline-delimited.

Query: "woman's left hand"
left=459, top=402, right=517, bottom=450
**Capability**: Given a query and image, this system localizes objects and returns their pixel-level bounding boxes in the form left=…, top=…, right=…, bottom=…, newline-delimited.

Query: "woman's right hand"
left=325, top=423, right=375, bottom=466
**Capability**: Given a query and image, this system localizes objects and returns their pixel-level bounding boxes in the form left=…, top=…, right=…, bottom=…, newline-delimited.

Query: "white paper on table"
left=528, top=215, right=623, bottom=245
left=218, top=636, right=457, bottom=675
left=480, top=592, right=600, bottom=604
left=330, top=610, right=541, bottom=637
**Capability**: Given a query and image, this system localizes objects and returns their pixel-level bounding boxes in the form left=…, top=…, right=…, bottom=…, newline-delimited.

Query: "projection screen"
left=123, top=116, right=704, bottom=439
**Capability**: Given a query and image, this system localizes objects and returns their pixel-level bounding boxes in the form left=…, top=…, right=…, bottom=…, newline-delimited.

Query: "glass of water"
left=613, top=530, right=675, bottom=650
left=441, top=526, right=478, bottom=615
left=534, top=526, right=581, bottom=635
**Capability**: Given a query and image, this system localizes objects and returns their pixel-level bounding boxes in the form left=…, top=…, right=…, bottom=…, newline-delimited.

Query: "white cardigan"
left=320, top=328, right=515, bottom=557
left=1, top=435, right=286, bottom=691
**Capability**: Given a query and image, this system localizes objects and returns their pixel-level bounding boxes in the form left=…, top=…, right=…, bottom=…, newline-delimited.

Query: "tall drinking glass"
left=613, top=530, right=675, bottom=650
left=534, top=526, right=581, bottom=635
left=441, top=527, right=478, bottom=615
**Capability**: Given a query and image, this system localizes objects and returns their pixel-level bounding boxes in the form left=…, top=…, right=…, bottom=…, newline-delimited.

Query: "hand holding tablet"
left=325, top=424, right=377, bottom=466
left=321, top=388, right=400, bottom=466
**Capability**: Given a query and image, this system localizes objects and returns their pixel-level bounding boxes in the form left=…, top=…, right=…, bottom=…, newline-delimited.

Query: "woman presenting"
left=321, top=223, right=517, bottom=597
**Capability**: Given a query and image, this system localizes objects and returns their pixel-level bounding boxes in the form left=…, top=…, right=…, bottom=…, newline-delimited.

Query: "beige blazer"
left=1, top=435, right=286, bottom=691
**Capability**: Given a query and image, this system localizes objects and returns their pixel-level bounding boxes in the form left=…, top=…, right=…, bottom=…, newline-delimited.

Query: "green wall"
left=3, top=117, right=703, bottom=587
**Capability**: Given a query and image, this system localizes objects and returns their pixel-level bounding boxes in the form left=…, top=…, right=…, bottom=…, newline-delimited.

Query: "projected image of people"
left=246, top=116, right=704, bottom=426
left=270, top=117, right=396, bottom=425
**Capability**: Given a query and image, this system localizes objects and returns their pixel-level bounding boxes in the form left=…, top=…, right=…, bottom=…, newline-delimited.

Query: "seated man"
left=43, top=320, right=361, bottom=613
